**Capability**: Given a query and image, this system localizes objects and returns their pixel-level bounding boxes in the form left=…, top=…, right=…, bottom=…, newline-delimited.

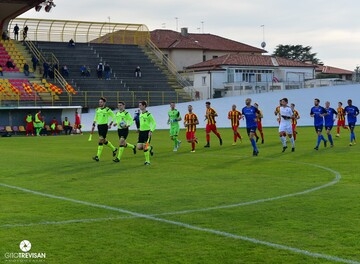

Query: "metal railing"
left=0, top=90, right=189, bottom=108
left=8, top=18, right=150, bottom=45
left=145, top=39, right=196, bottom=98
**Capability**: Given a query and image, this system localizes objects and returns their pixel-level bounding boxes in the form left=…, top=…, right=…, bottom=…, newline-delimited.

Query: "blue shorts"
left=325, top=125, right=333, bottom=131
left=314, top=125, right=323, bottom=132
left=246, top=126, right=257, bottom=135
left=348, top=122, right=356, bottom=129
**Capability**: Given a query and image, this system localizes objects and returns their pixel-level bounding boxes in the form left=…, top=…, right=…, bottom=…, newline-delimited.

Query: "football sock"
left=280, top=136, right=287, bottom=146
left=105, top=141, right=116, bottom=151
left=337, top=126, right=340, bottom=134
left=173, top=137, right=178, bottom=147
left=191, top=142, right=195, bottom=150
left=320, top=135, right=326, bottom=142
left=328, top=134, right=333, bottom=145
left=97, top=145, right=103, bottom=157
left=250, top=138, right=257, bottom=151
left=233, top=134, right=237, bottom=142
left=144, top=150, right=150, bottom=163
left=351, top=132, right=355, bottom=142
left=117, top=147, right=125, bottom=159
left=316, top=135, right=321, bottom=147
left=237, top=132, right=241, bottom=139
left=126, top=143, right=135, bottom=149
left=260, top=131, right=264, bottom=141
left=290, top=137, right=295, bottom=147
left=206, top=134, right=210, bottom=143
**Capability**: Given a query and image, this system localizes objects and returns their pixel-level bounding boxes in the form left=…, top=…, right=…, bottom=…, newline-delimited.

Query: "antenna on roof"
left=260, top=25, right=266, bottom=48
left=175, top=17, right=179, bottom=31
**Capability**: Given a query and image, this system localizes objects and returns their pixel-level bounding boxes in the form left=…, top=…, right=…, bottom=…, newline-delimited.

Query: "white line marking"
left=1, top=180, right=359, bottom=264
left=0, top=216, right=135, bottom=228
left=158, top=162, right=341, bottom=216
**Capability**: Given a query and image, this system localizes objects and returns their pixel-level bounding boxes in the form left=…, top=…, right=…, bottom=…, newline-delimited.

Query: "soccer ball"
left=120, top=121, right=127, bottom=128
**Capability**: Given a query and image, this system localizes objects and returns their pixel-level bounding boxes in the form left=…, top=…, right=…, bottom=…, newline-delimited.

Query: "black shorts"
left=138, top=130, right=150, bottom=143
left=117, top=128, right=129, bottom=139
left=97, top=124, right=108, bottom=138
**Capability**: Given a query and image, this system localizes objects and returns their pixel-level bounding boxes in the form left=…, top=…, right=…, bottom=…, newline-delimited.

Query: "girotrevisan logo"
left=4, top=240, right=46, bottom=262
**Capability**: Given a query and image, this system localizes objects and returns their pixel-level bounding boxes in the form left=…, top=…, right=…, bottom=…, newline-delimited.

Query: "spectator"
left=0, top=65, right=3, bottom=76
left=13, top=24, right=19, bottom=40
left=23, top=63, right=30, bottom=76
left=61, top=65, right=69, bottom=77
left=2, top=30, right=9, bottom=40
left=43, top=61, right=49, bottom=78
left=80, top=65, right=86, bottom=77
left=97, top=62, right=103, bottom=79
left=23, top=25, right=28, bottom=40
left=68, top=38, right=75, bottom=47
left=50, top=117, right=59, bottom=135
left=31, top=55, right=38, bottom=71
left=86, top=65, right=91, bottom=77
left=135, top=65, right=141, bottom=78
left=25, top=112, right=34, bottom=136
left=62, top=117, right=72, bottom=135
left=104, top=63, right=111, bottom=80
left=48, top=64, right=54, bottom=79
left=6, top=60, right=15, bottom=69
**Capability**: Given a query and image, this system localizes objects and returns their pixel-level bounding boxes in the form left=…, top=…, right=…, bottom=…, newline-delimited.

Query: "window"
left=212, top=55, right=218, bottom=59
left=202, top=55, right=206, bottom=62
left=202, top=76, right=206, bottom=86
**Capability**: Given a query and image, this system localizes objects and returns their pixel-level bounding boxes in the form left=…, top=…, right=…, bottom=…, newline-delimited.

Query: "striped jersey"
left=228, top=110, right=242, bottom=126
left=184, top=113, right=198, bottom=132
left=205, top=107, right=217, bottom=125
left=337, top=107, right=346, bottom=121
left=292, top=109, right=300, bottom=125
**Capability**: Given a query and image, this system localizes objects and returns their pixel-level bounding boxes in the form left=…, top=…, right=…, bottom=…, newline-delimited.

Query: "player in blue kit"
left=310, top=98, right=328, bottom=150
left=242, top=98, right=260, bottom=156
left=344, top=99, right=359, bottom=146
left=324, top=101, right=337, bottom=147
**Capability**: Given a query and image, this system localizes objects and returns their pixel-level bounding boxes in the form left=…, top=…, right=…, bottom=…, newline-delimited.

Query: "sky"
left=19, top=0, right=360, bottom=71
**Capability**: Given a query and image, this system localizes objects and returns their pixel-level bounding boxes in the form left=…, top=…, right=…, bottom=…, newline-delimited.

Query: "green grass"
left=1, top=127, right=360, bottom=264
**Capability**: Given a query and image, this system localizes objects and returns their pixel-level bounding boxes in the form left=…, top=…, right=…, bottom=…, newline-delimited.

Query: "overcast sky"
left=20, top=0, right=360, bottom=71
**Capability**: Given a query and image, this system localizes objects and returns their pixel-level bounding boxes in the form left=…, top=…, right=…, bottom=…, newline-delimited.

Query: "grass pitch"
left=1, top=126, right=360, bottom=264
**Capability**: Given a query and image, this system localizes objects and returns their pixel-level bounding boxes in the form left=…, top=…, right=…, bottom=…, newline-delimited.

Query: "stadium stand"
left=34, top=41, right=188, bottom=107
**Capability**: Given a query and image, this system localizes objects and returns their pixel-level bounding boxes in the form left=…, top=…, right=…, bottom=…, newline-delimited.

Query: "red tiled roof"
left=186, top=54, right=316, bottom=70
left=150, top=29, right=266, bottom=53
left=315, top=65, right=353, bottom=75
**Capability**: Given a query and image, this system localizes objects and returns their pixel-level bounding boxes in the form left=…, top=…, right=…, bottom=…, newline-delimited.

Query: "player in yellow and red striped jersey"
left=228, top=104, right=243, bottom=145
left=290, top=103, right=300, bottom=141
left=204, top=101, right=222, bottom=147
left=184, top=105, right=199, bottom=152
left=336, top=101, right=349, bottom=137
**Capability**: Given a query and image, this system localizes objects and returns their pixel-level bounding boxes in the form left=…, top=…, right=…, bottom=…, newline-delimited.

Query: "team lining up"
left=90, top=97, right=359, bottom=163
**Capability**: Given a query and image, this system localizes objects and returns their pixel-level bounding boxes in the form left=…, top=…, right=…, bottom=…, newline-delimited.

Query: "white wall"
left=81, top=84, right=360, bottom=131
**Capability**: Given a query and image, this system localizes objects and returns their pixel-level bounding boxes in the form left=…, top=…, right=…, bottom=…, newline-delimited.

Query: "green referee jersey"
left=115, top=110, right=134, bottom=129
left=93, top=107, right=115, bottom=125
left=168, top=109, right=180, bottom=126
left=139, top=111, right=156, bottom=132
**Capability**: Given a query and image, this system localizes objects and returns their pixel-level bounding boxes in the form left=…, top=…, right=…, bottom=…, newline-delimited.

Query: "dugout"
left=0, top=106, right=82, bottom=128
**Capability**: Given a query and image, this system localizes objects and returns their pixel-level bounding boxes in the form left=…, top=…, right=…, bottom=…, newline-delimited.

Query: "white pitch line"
left=158, top=162, right=341, bottom=216
left=0, top=216, right=135, bottom=228
left=0, top=182, right=359, bottom=264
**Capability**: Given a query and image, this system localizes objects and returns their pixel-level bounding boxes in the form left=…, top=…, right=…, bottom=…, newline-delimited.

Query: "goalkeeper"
left=113, top=101, right=137, bottom=163
left=167, top=102, right=182, bottom=151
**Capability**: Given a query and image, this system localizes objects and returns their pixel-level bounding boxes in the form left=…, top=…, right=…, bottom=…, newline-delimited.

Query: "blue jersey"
left=344, top=105, right=359, bottom=124
left=324, top=107, right=337, bottom=127
left=310, top=106, right=326, bottom=126
left=242, top=105, right=259, bottom=128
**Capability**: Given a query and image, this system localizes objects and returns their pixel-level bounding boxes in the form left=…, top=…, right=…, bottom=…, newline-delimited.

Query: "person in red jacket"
left=25, top=112, right=34, bottom=136
left=74, top=111, right=82, bottom=134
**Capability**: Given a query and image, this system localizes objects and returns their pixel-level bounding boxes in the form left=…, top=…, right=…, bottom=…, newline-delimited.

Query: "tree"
left=273, top=44, right=321, bottom=64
